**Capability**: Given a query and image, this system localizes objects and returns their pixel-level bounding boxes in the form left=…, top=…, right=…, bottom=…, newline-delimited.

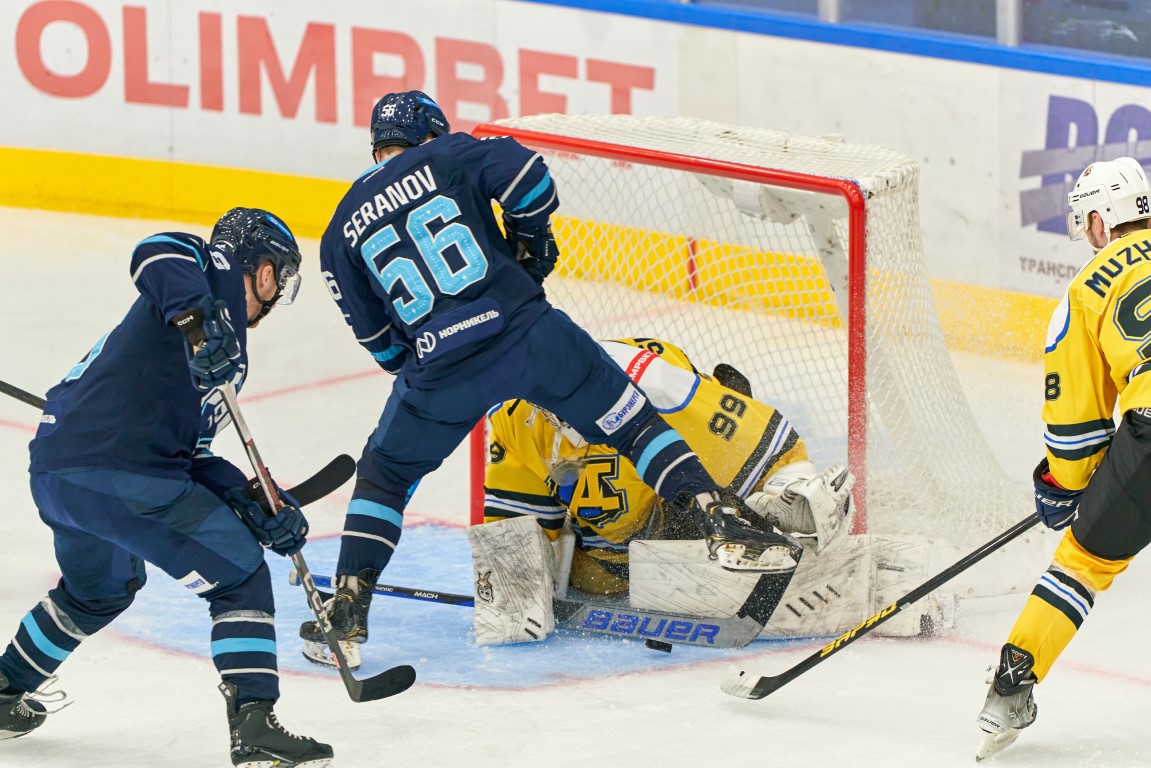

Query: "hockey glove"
left=504, top=216, right=558, bottom=284
left=1033, top=457, right=1082, bottom=530
left=225, top=479, right=309, bottom=557
left=174, top=296, right=241, bottom=392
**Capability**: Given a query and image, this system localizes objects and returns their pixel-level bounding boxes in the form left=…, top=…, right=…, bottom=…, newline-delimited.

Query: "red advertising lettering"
left=519, top=50, right=577, bottom=116
left=586, top=58, right=655, bottom=114
left=123, top=6, right=189, bottom=107
left=198, top=12, right=224, bottom=111
left=435, top=37, right=509, bottom=134
left=237, top=16, right=337, bottom=122
left=351, top=28, right=425, bottom=128
left=16, top=0, right=111, bottom=99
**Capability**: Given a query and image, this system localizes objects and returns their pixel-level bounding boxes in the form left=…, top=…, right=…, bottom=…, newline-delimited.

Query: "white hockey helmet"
left=1066, top=157, right=1151, bottom=241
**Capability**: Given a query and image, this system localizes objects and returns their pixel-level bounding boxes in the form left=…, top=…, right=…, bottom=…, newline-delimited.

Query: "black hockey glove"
left=504, top=216, right=558, bottom=284
left=173, top=296, right=241, bottom=392
left=225, top=479, right=309, bottom=557
left=1033, top=457, right=1082, bottom=530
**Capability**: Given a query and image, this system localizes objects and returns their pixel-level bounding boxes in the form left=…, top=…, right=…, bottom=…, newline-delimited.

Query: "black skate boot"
left=0, top=671, right=68, bottom=741
left=976, top=643, right=1038, bottom=761
left=221, top=682, right=333, bottom=768
left=299, top=569, right=378, bottom=670
left=690, top=492, right=803, bottom=572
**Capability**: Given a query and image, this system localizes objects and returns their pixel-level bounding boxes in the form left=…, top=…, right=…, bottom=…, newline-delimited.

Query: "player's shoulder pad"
left=132, top=232, right=210, bottom=270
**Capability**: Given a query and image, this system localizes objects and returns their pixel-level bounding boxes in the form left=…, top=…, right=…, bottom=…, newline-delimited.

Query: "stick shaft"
left=0, top=379, right=46, bottom=410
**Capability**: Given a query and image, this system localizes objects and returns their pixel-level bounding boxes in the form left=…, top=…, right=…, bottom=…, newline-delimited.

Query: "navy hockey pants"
left=337, top=306, right=718, bottom=577
left=0, top=469, right=279, bottom=704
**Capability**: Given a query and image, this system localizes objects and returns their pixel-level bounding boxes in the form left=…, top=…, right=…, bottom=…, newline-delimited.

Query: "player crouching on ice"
left=975, top=158, right=1151, bottom=761
left=0, top=209, right=333, bottom=768
left=470, top=338, right=948, bottom=647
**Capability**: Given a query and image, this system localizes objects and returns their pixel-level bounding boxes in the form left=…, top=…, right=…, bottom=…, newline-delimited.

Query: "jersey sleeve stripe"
left=1128, top=361, right=1151, bottom=383
left=731, top=412, right=800, bottom=496
left=506, top=171, right=553, bottom=213
left=356, top=322, right=395, bottom=343
left=1045, top=418, right=1115, bottom=436
left=370, top=345, right=405, bottom=363
left=655, top=376, right=699, bottom=415
left=1045, top=441, right=1110, bottom=461
left=483, top=496, right=567, bottom=519
left=509, top=187, right=558, bottom=219
left=130, top=253, right=202, bottom=284
left=497, top=153, right=544, bottom=205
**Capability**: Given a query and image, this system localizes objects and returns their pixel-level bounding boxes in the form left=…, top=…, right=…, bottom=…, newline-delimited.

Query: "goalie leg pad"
left=630, top=534, right=943, bottom=638
left=468, top=516, right=555, bottom=646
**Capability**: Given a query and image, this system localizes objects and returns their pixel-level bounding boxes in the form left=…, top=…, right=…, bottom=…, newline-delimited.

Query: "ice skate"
left=298, top=570, right=377, bottom=670
left=693, top=493, right=803, bottom=572
left=0, top=672, right=67, bottom=741
left=976, top=644, right=1037, bottom=761
left=221, top=682, right=333, bottom=768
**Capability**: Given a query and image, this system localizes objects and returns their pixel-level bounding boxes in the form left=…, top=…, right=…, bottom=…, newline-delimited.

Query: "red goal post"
left=467, top=114, right=1026, bottom=550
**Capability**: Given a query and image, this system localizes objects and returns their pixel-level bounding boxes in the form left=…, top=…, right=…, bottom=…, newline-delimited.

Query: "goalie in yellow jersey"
left=472, top=337, right=949, bottom=646
left=975, top=157, right=1151, bottom=761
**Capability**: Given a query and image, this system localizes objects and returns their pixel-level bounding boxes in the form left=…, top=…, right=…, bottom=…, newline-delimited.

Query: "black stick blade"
left=287, top=454, right=356, bottom=507
left=351, top=664, right=417, bottom=702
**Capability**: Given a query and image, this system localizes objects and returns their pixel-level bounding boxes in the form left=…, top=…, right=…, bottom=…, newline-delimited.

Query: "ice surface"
left=2, top=207, right=1149, bottom=767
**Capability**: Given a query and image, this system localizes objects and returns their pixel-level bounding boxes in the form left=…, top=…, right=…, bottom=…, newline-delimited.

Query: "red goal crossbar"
left=467, top=121, right=869, bottom=532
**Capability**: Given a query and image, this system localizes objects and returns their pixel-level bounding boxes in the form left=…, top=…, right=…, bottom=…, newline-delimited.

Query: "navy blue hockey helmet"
left=211, top=207, right=302, bottom=310
left=369, top=90, right=450, bottom=155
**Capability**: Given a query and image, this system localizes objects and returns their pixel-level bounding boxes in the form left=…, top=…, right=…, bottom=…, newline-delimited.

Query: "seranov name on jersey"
left=342, top=164, right=438, bottom=248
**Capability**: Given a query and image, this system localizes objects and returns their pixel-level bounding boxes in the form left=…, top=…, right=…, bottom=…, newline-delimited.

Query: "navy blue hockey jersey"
left=30, top=233, right=249, bottom=494
left=320, top=132, right=559, bottom=382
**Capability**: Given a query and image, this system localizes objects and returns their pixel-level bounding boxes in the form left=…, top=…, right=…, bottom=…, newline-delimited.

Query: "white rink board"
left=1, top=0, right=1149, bottom=296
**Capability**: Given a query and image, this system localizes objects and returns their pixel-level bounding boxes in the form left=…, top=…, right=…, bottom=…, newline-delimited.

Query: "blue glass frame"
left=515, top=0, right=1151, bottom=86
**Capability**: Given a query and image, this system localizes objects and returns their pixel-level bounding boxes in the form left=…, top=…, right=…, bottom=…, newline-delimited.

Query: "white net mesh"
left=485, top=114, right=1029, bottom=548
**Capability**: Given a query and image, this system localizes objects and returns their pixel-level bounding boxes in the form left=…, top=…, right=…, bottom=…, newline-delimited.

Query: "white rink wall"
left=2, top=0, right=1149, bottom=301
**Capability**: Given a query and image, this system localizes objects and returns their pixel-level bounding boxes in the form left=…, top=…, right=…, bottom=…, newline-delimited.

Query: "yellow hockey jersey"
left=1043, top=228, right=1151, bottom=489
left=483, top=338, right=808, bottom=590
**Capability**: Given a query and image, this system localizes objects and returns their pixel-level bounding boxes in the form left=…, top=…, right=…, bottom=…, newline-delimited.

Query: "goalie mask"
left=525, top=406, right=591, bottom=486
left=369, top=90, right=450, bottom=156
left=1066, top=157, right=1151, bottom=247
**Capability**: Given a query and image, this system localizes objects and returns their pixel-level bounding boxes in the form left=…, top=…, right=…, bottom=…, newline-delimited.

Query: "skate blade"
left=301, top=638, right=361, bottom=671
left=976, top=727, right=1021, bottom=761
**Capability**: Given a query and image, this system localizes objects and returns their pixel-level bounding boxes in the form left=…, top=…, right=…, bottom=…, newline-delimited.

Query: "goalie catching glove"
left=745, top=462, right=854, bottom=554
left=503, top=215, right=558, bottom=284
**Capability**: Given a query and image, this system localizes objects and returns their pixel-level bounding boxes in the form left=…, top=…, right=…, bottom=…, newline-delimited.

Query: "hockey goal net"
left=468, top=114, right=1029, bottom=551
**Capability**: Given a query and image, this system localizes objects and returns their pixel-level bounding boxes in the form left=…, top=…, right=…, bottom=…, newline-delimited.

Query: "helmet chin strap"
left=246, top=271, right=282, bottom=325
left=252, top=286, right=282, bottom=323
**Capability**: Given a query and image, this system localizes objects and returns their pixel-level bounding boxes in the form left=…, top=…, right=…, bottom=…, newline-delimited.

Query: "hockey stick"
left=289, top=570, right=475, bottom=607
left=721, top=514, right=1041, bottom=700
left=0, top=376, right=356, bottom=508
left=290, top=568, right=793, bottom=650
left=219, top=382, right=416, bottom=702
left=0, top=378, right=46, bottom=409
